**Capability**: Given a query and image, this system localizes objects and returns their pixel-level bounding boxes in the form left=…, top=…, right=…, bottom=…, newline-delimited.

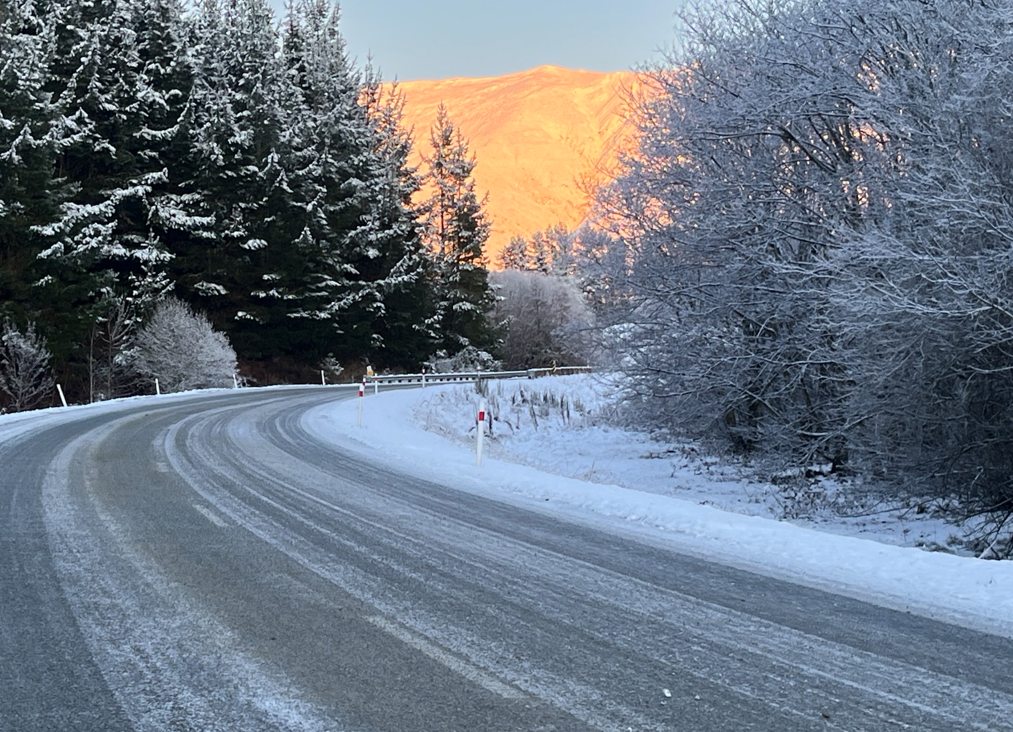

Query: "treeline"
left=598, top=0, right=1013, bottom=550
left=0, top=0, right=495, bottom=403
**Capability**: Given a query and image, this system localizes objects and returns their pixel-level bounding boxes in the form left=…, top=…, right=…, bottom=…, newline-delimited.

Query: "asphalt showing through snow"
left=2, top=387, right=1012, bottom=731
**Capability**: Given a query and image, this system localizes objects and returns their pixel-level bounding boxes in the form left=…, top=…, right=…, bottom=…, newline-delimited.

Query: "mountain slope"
left=396, top=65, right=638, bottom=261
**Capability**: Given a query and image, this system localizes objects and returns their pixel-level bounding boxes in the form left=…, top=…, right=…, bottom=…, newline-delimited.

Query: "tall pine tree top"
left=420, top=104, right=496, bottom=356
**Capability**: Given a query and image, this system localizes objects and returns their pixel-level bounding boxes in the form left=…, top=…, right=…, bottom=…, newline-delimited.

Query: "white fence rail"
left=368, top=365, right=591, bottom=387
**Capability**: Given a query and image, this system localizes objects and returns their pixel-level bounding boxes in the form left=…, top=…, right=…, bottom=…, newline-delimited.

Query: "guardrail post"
left=357, top=378, right=365, bottom=427
left=476, top=398, right=487, bottom=466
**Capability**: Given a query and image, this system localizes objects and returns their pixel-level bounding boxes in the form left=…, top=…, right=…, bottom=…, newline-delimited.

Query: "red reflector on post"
left=478, top=410, right=485, bottom=422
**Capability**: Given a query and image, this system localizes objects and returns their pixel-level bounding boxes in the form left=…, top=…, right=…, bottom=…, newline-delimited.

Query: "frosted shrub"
left=0, top=319, right=54, bottom=412
left=132, top=298, right=237, bottom=393
left=475, top=378, right=597, bottom=434
left=425, top=346, right=499, bottom=374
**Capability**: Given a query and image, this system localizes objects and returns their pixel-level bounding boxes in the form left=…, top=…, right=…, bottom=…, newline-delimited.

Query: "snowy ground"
left=411, top=376, right=962, bottom=551
left=304, top=375, right=1013, bottom=640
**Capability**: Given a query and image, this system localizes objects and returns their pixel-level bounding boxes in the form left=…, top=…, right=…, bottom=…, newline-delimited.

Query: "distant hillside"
left=395, top=65, right=639, bottom=262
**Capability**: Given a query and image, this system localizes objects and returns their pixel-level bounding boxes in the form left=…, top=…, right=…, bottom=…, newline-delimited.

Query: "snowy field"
left=304, top=375, right=1013, bottom=640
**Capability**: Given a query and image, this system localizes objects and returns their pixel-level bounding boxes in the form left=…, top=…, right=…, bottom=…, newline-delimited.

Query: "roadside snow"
left=303, top=376, right=1013, bottom=640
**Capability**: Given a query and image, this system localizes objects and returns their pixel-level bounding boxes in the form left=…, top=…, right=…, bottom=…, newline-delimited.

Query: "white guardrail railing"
left=365, top=365, right=591, bottom=388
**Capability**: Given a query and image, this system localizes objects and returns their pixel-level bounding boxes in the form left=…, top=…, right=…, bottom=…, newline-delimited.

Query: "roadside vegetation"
left=0, top=0, right=496, bottom=402
left=588, top=0, right=1013, bottom=557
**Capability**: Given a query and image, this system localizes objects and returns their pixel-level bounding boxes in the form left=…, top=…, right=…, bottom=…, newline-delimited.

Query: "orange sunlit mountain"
left=394, top=65, right=639, bottom=262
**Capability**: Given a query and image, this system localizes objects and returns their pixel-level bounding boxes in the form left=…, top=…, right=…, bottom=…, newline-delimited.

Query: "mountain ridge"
left=393, top=65, right=639, bottom=261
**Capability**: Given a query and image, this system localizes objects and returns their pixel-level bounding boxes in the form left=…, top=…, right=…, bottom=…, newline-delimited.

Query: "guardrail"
left=368, top=365, right=591, bottom=387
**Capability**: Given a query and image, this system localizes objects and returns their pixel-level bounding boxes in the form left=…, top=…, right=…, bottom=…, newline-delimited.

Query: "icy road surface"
left=2, top=387, right=1012, bottom=731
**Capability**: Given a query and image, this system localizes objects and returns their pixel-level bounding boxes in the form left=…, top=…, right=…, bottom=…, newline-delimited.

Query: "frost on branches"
left=491, top=269, right=592, bottom=370
left=595, top=0, right=1013, bottom=546
left=0, top=320, right=54, bottom=413
left=131, top=298, right=237, bottom=393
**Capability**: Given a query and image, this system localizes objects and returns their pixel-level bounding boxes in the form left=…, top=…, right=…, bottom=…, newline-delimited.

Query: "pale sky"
left=268, top=0, right=685, bottom=81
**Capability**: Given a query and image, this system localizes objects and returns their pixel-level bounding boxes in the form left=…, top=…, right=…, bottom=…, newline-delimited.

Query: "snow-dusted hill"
left=395, top=65, right=639, bottom=259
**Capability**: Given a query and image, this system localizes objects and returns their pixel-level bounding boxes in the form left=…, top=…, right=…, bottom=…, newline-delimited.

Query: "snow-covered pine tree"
left=279, top=0, right=434, bottom=370
left=31, top=0, right=187, bottom=392
left=281, top=0, right=391, bottom=366
left=529, top=230, right=555, bottom=274
left=273, top=0, right=372, bottom=364
left=497, top=235, right=529, bottom=271
left=419, top=104, right=496, bottom=356
left=132, top=0, right=193, bottom=241
left=360, top=70, right=435, bottom=369
left=0, top=0, right=60, bottom=322
left=163, top=0, right=298, bottom=362
left=280, top=0, right=379, bottom=364
left=543, top=223, right=577, bottom=277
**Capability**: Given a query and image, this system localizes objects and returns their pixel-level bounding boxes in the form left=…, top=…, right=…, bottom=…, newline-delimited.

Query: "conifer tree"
left=360, top=72, right=435, bottom=369
left=281, top=0, right=380, bottom=363
left=0, top=0, right=60, bottom=323
left=497, top=235, right=529, bottom=271
left=31, top=0, right=188, bottom=387
left=280, top=0, right=436, bottom=369
left=529, top=230, right=555, bottom=274
left=419, top=104, right=496, bottom=356
left=162, top=0, right=293, bottom=360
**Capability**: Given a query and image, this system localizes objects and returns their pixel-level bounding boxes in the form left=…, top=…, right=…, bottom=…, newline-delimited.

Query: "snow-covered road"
left=3, top=387, right=1012, bottom=731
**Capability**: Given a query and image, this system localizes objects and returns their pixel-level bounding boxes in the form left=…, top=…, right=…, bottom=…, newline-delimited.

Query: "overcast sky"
left=267, top=0, right=685, bottom=81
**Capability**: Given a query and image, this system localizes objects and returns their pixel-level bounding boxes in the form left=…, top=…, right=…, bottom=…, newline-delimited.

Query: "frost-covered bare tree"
left=131, top=297, right=237, bottom=393
left=88, top=296, right=144, bottom=401
left=824, top=0, right=1013, bottom=544
left=597, top=0, right=1013, bottom=545
left=490, top=269, right=593, bottom=369
left=0, top=320, right=53, bottom=412
left=600, top=0, right=878, bottom=464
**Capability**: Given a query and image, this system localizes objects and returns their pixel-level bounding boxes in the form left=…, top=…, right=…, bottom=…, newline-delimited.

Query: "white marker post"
left=321, top=370, right=326, bottom=386
left=357, top=378, right=365, bottom=428
left=476, top=399, right=487, bottom=466
left=233, top=374, right=239, bottom=389
left=421, top=369, right=426, bottom=389
left=155, top=378, right=161, bottom=396
left=56, top=384, right=68, bottom=408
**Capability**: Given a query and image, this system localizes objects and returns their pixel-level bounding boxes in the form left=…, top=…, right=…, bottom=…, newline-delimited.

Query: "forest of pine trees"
left=0, top=0, right=496, bottom=403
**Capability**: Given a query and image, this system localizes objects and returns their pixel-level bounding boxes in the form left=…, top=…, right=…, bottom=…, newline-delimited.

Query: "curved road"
left=2, top=387, right=1012, bottom=731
